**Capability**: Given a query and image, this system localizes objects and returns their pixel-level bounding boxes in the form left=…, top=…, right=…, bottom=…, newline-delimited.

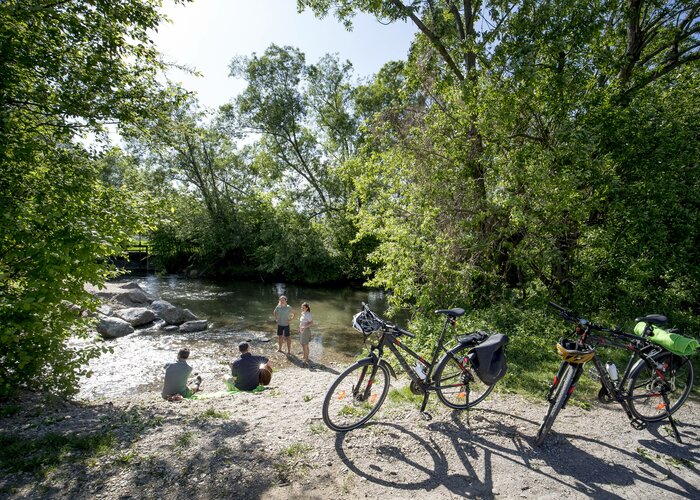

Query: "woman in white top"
left=298, top=302, right=314, bottom=367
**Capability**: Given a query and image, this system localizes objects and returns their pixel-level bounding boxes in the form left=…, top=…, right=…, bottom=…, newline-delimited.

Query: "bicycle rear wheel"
left=434, top=344, right=494, bottom=410
left=627, top=351, right=694, bottom=422
left=322, top=360, right=391, bottom=432
left=536, top=363, right=575, bottom=446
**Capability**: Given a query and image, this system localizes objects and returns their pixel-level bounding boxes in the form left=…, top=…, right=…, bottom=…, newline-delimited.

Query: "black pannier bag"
left=468, top=333, right=509, bottom=385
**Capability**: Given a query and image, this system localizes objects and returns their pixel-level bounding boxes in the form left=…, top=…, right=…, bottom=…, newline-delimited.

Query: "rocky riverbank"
left=1, top=366, right=698, bottom=499
left=86, top=281, right=209, bottom=338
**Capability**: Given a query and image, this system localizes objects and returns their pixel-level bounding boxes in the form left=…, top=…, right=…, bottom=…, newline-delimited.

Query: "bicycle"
left=536, top=301, right=695, bottom=446
left=322, top=303, right=509, bottom=432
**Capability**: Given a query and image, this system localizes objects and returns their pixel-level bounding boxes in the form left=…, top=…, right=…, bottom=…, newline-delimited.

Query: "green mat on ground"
left=634, top=322, right=699, bottom=356
left=187, top=384, right=266, bottom=400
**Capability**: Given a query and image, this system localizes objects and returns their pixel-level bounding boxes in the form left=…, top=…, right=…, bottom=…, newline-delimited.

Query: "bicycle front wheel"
left=322, top=360, right=391, bottom=432
left=536, top=363, right=575, bottom=446
left=435, top=344, right=495, bottom=410
left=627, top=351, right=694, bottom=422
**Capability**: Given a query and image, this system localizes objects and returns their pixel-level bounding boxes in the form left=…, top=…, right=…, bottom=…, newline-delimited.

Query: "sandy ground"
left=1, top=360, right=698, bottom=499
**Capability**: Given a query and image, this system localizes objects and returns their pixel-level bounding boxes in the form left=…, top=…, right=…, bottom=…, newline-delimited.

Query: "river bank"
left=1, top=366, right=698, bottom=499
left=76, top=277, right=384, bottom=400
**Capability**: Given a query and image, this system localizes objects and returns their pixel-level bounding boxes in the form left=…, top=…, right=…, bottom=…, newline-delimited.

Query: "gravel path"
left=1, top=362, right=698, bottom=499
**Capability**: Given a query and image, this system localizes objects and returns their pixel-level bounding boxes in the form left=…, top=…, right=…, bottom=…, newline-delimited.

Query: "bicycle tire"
left=322, top=360, right=391, bottom=432
left=627, top=351, right=694, bottom=422
left=536, top=363, right=575, bottom=446
left=434, top=344, right=495, bottom=410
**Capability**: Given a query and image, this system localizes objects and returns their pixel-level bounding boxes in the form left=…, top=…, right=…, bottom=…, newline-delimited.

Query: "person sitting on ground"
left=161, top=348, right=202, bottom=401
left=229, top=342, right=273, bottom=391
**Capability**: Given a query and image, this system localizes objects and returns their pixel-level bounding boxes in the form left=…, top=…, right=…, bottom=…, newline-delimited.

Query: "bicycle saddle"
left=634, top=314, right=667, bottom=325
left=435, top=308, right=465, bottom=317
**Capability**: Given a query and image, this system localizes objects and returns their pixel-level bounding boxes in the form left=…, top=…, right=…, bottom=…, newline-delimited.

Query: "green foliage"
left=302, top=0, right=700, bottom=338
left=126, top=47, right=372, bottom=283
left=0, top=0, right=186, bottom=397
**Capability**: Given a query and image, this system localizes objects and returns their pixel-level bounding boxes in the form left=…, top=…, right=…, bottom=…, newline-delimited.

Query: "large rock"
left=178, top=320, right=208, bottom=333
left=96, top=304, right=113, bottom=317
left=151, top=300, right=199, bottom=325
left=96, top=316, right=134, bottom=339
left=120, top=281, right=143, bottom=289
left=113, top=289, right=153, bottom=308
left=114, top=307, right=155, bottom=327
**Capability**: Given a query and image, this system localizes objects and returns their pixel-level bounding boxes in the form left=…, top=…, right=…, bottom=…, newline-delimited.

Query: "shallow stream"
left=78, top=276, right=390, bottom=399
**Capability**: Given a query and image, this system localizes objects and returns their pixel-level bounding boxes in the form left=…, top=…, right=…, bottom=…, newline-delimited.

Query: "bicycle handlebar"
left=361, top=303, right=415, bottom=338
left=548, top=301, right=614, bottom=333
left=548, top=301, right=648, bottom=344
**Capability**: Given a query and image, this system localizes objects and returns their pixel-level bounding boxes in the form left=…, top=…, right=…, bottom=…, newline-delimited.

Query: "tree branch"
left=389, top=0, right=465, bottom=82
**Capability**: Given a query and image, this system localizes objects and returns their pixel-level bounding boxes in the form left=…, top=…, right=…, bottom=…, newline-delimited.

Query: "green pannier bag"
left=634, top=322, right=699, bottom=356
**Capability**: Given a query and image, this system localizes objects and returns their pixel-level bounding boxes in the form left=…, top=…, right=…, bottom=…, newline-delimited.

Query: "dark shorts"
left=277, top=325, right=290, bottom=337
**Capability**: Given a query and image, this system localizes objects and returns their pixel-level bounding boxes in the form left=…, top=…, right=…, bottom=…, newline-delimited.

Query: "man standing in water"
left=273, top=295, right=294, bottom=354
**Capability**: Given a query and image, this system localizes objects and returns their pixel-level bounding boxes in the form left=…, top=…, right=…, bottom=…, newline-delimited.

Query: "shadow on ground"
left=0, top=393, right=300, bottom=499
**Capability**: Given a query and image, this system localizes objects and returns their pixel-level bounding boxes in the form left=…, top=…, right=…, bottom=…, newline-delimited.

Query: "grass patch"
left=636, top=446, right=695, bottom=469
left=567, top=398, right=592, bottom=410
left=303, top=395, right=313, bottom=402
left=275, top=442, right=313, bottom=484
left=309, top=422, right=329, bottom=435
left=176, top=431, right=195, bottom=448
left=0, top=405, right=20, bottom=418
left=387, top=385, right=422, bottom=405
left=193, top=407, right=230, bottom=424
left=102, top=407, right=164, bottom=433
left=280, top=442, right=313, bottom=457
left=115, top=450, right=137, bottom=466
left=337, top=403, right=374, bottom=417
left=0, top=431, right=115, bottom=475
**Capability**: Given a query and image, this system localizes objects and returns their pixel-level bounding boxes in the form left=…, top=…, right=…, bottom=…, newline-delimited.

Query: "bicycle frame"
left=361, top=313, right=469, bottom=418
left=547, top=316, right=685, bottom=440
left=366, top=313, right=458, bottom=391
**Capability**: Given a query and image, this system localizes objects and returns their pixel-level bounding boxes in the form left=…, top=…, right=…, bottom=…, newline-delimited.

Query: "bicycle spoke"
left=435, top=345, right=494, bottom=410
left=323, top=362, right=390, bottom=432
left=627, top=352, right=694, bottom=422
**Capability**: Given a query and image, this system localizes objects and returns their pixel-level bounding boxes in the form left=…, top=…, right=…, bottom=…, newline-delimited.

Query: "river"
left=78, top=276, right=391, bottom=399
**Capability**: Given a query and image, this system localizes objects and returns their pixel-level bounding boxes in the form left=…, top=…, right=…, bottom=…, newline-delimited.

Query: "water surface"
left=78, top=276, right=389, bottom=399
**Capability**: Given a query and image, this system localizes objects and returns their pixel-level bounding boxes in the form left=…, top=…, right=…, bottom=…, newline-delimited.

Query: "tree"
left=222, top=45, right=370, bottom=282
left=301, top=0, right=700, bottom=329
left=225, top=45, right=356, bottom=217
left=0, top=0, right=188, bottom=397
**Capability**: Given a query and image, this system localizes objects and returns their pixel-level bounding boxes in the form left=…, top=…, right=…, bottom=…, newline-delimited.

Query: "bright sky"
left=154, top=0, right=418, bottom=110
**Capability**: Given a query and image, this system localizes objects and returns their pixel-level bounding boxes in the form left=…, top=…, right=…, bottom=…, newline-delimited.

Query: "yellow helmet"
left=556, top=338, right=595, bottom=364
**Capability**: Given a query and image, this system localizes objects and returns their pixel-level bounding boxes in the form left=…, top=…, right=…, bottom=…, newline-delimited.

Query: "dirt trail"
left=1, top=361, right=698, bottom=499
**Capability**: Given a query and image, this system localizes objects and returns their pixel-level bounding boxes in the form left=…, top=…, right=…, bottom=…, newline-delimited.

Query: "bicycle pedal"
left=420, top=411, right=433, bottom=421
left=629, top=419, right=647, bottom=430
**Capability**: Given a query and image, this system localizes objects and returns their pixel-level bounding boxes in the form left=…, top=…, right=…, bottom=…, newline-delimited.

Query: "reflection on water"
left=78, top=276, right=390, bottom=400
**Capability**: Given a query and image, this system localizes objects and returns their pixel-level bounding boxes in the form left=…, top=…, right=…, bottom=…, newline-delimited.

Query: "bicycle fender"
left=356, top=356, right=397, bottom=379
left=380, top=360, right=397, bottom=379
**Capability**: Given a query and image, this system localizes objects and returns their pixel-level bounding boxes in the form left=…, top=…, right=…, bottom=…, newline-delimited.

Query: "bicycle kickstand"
left=419, top=392, right=432, bottom=421
left=662, top=393, right=683, bottom=444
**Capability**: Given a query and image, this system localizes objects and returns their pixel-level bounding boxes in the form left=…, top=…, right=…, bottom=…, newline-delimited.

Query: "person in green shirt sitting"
left=161, top=348, right=202, bottom=401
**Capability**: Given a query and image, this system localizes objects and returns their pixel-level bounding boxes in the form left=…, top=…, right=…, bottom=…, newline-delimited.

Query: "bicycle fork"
left=547, top=363, right=581, bottom=408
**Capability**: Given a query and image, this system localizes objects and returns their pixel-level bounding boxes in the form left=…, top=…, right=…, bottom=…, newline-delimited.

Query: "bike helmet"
left=556, top=338, right=595, bottom=364
left=352, top=310, right=382, bottom=335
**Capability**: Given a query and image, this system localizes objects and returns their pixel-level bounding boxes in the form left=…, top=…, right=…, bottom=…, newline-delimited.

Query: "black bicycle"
left=536, top=301, right=695, bottom=446
left=322, top=303, right=508, bottom=432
